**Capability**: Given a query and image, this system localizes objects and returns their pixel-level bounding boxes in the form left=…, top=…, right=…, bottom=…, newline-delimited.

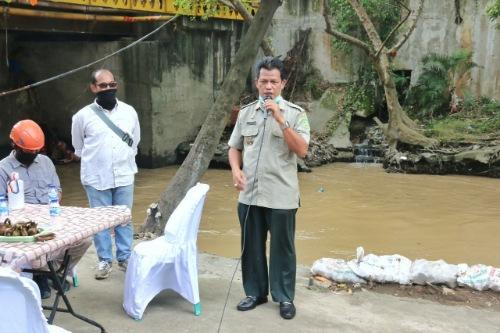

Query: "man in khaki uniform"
left=228, top=57, right=310, bottom=320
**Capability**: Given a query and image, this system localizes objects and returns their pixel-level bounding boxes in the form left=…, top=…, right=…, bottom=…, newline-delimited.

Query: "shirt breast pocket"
left=242, top=126, right=259, bottom=150
left=271, top=122, right=288, bottom=154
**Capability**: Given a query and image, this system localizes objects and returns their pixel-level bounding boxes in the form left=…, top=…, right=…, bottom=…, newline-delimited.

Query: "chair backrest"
left=0, top=267, right=50, bottom=333
left=164, top=183, right=210, bottom=244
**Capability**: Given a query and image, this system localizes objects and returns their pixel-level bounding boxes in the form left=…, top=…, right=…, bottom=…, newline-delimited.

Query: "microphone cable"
left=217, top=105, right=269, bottom=333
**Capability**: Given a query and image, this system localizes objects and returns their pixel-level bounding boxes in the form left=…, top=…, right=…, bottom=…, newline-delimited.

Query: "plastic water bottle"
left=48, top=185, right=61, bottom=219
left=0, top=194, right=8, bottom=219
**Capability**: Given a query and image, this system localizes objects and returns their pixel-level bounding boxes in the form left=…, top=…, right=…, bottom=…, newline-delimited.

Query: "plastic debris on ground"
left=457, top=265, right=500, bottom=291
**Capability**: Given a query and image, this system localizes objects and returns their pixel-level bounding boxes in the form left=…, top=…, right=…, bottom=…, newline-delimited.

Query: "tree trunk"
left=374, top=55, right=438, bottom=148
left=348, top=0, right=437, bottom=148
left=141, top=0, right=282, bottom=234
left=229, top=0, right=274, bottom=56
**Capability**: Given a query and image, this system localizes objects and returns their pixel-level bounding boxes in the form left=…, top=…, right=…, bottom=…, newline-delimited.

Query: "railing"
left=43, top=0, right=259, bottom=20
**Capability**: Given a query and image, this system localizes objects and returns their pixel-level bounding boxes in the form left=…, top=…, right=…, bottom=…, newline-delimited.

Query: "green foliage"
left=425, top=115, right=500, bottom=141
left=460, top=92, right=500, bottom=117
left=391, top=69, right=411, bottom=104
left=423, top=93, right=500, bottom=140
left=407, top=49, right=475, bottom=119
left=487, top=0, right=500, bottom=28
left=412, top=51, right=500, bottom=140
left=173, top=0, right=253, bottom=20
left=304, top=77, right=322, bottom=100
left=328, top=0, right=401, bottom=52
left=341, top=66, right=379, bottom=116
left=304, top=68, right=330, bottom=100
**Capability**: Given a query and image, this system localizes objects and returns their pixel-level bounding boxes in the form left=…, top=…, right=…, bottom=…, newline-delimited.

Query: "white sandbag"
left=311, top=258, right=366, bottom=284
left=410, top=259, right=468, bottom=288
left=347, top=247, right=412, bottom=284
left=488, top=268, right=500, bottom=292
left=457, top=265, right=500, bottom=291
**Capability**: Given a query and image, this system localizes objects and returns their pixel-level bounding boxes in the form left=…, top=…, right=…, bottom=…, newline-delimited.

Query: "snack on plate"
left=0, top=218, right=41, bottom=236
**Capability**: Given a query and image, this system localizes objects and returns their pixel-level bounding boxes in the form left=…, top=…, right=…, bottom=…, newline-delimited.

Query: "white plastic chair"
left=123, top=183, right=210, bottom=320
left=0, top=267, right=71, bottom=333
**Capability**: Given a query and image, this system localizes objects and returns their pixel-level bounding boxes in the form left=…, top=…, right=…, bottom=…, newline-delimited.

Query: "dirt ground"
left=311, top=276, right=500, bottom=312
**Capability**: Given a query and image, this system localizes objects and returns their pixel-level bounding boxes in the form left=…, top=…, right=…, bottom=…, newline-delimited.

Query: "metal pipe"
left=1, top=6, right=173, bottom=22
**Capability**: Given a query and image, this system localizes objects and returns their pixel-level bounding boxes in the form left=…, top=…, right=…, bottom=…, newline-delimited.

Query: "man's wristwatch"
left=280, top=120, right=291, bottom=131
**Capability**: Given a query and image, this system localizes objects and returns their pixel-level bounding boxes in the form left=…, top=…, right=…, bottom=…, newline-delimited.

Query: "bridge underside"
left=0, top=0, right=258, bottom=35
left=0, top=1, right=249, bottom=168
left=2, top=15, right=138, bottom=35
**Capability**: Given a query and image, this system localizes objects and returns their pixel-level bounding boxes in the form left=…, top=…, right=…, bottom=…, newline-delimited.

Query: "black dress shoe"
left=279, top=301, right=296, bottom=319
left=236, top=296, right=268, bottom=311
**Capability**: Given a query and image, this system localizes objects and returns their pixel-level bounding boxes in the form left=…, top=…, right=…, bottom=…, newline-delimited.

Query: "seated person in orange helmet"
left=0, top=119, right=91, bottom=299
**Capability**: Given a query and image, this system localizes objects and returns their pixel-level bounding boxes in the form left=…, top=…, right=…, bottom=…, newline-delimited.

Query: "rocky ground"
left=383, top=141, right=500, bottom=178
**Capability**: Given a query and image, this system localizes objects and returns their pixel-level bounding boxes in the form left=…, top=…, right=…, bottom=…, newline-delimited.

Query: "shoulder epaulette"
left=240, top=100, right=258, bottom=110
left=284, top=100, right=304, bottom=113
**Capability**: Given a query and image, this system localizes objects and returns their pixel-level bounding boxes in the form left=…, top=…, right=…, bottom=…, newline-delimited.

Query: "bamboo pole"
left=1, top=6, right=173, bottom=22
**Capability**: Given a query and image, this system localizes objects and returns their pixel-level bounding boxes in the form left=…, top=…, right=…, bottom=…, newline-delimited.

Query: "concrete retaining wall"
left=395, top=0, right=499, bottom=100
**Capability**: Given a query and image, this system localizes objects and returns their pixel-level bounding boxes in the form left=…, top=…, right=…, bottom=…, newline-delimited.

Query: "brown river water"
left=57, top=162, right=500, bottom=267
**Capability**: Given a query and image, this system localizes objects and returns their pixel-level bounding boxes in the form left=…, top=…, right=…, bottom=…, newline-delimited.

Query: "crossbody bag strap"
left=90, top=104, right=133, bottom=147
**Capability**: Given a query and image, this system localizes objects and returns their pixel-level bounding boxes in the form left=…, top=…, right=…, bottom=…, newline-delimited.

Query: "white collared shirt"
left=71, top=100, right=141, bottom=191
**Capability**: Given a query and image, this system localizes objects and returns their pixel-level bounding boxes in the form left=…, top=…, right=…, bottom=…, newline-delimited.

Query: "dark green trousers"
left=238, top=203, right=297, bottom=302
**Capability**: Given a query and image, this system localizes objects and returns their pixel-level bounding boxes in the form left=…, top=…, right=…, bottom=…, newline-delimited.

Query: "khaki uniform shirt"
left=228, top=98, right=310, bottom=209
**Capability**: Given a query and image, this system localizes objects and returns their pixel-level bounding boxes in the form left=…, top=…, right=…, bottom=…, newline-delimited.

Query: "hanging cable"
left=217, top=110, right=270, bottom=333
left=0, top=14, right=179, bottom=98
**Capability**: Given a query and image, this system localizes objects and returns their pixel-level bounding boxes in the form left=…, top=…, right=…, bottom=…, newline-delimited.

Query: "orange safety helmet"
left=10, top=119, right=45, bottom=152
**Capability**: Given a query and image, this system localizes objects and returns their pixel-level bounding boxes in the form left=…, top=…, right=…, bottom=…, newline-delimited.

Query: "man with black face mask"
left=0, top=119, right=92, bottom=299
left=72, top=69, right=140, bottom=280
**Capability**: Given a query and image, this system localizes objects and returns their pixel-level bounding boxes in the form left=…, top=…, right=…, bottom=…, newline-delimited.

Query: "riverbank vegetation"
left=323, top=0, right=438, bottom=148
left=423, top=95, right=500, bottom=143
left=334, top=48, right=499, bottom=145
left=404, top=50, right=500, bottom=144
left=321, top=0, right=498, bottom=152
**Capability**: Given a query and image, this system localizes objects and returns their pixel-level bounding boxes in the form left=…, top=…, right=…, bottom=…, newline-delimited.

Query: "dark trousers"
left=238, top=203, right=297, bottom=302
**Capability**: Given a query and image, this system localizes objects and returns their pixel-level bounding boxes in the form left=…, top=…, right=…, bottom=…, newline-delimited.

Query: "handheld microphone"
left=263, top=96, right=272, bottom=119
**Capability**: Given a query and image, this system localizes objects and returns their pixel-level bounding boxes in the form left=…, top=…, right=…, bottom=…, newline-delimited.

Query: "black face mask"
left=96, top=89, right=117, bottom=110
left=15, top=150, right=37, bottom=166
